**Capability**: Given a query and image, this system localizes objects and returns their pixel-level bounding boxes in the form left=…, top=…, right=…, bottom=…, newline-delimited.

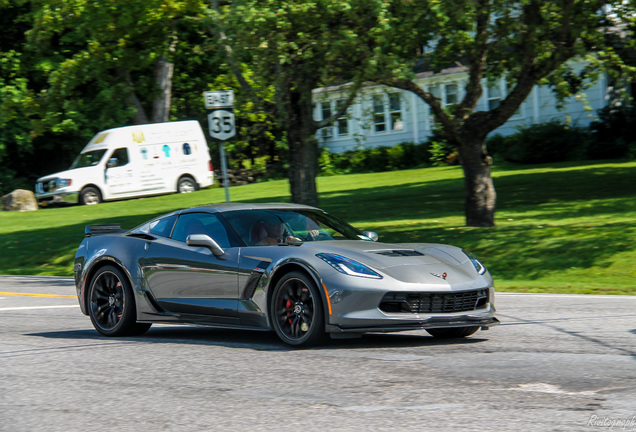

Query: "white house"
left=313, top=66, right=611, bottom=153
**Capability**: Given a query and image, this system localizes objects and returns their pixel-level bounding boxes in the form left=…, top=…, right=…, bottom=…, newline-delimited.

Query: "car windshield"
left=223, top=209, right=370, bottom=246
left=70, top=149, right=107, bottom=169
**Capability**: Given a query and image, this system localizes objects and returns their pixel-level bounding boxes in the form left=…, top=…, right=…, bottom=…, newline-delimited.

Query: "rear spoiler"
left=85, top=224, right=124, bottom=237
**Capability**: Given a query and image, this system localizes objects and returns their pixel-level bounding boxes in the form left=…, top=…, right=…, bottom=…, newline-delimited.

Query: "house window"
left=485, top=80, right=523, bottom=117
left=445, top=83, right=458, bottom=105
left=373, top=93, right=403, bottom=133
left=488, top=84, right=502, bottom=110
left=429, top=84, right=442, bottom=100
left=373, top=95, right=386, bottom=132
left=316, top=100, right=350, bottom=138
left=335, top=99, right=349, bottom=136
left=428, top=85, right=441, bottom=126
left=389, top=93, right=403, bottom=131
left=316, top=102, right=333, bottom=138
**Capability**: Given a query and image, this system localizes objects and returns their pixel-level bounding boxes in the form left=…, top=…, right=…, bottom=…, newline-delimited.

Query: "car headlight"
left=316, top=253, right=382, bottom=279
left=463, top=249, right=486, bottom=275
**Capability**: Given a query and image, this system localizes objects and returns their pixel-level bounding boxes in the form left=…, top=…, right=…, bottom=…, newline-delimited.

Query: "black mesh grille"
left=379, top=289, right=489, bottom=314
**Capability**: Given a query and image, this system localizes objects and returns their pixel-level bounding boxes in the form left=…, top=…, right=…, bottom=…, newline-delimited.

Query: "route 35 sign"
left=207, top=110, right=236, bottom=141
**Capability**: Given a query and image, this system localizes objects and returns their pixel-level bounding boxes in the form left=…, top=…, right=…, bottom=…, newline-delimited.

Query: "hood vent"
left=375, top=250, right=424, bottom=257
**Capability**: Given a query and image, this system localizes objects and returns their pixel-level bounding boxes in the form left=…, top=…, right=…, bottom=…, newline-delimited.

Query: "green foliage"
left=318, top=142, right=431, bottom=176
left=2, top=161, right=635, bottom=294
left=428, top=140, right=457, bottom=166
left=589, top=104, right=636, bottom=159
left=373, top=0, right=636, bottom=225
left=487, top=121, right=590, bottom=164
left=425, top=124, right=456, bottom=166
left=211, top=0, right=423, bottom=204
left=0, top=0, right=242, bottom=195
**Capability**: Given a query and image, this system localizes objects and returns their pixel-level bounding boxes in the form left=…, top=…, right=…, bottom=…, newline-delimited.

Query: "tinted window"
left=223, top=209, right=366, bottom=246
left=109, top=147, right=129, bottom=166
left=172, top=213, right=230, bottom=248
left=148, top=215, right=177, bottom=238
left=70, top=149, right=107, bottom=169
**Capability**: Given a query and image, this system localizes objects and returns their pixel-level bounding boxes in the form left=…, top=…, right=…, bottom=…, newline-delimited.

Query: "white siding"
left=314, top=67, right=611, bottom=153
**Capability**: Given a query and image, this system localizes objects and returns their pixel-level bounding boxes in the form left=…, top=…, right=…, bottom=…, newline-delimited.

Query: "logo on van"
left=132, top=130, right=146, bottom=143
left=94, top=133, right=109, bottom=144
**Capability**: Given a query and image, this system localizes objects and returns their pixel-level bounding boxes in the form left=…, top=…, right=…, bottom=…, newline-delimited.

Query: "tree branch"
left=457, top=0, right=491, bottom=119
left=379, top=77, right=459, bottom=143
left=313, top=79, right=364, bottom=131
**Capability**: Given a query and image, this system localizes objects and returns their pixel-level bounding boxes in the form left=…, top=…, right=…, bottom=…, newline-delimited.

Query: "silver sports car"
left=73, top=202, right=499, bottom=346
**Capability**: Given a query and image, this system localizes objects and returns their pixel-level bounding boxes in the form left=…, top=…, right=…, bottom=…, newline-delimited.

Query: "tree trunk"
left=285, top=85, right=319, bottom=207
left=151, top=57, right=174, bottom=123
left=457, top=135, right=496, bottom=227
left=118, top=68, right=149, bottom=124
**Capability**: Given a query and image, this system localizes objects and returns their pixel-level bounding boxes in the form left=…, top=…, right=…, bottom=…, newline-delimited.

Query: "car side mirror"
left=107, top=158, right=118, bottom=168
left=363, top=231, right=379, bottom=242
left=186, top=234, right=226, bottom=257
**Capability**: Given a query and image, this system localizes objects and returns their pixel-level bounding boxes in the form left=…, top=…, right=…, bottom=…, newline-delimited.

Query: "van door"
left=104, top=147, right=138, bottom=196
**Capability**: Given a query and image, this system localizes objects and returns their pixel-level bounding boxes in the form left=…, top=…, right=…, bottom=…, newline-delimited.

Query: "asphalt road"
left=1, top=275, right=635, bottom=432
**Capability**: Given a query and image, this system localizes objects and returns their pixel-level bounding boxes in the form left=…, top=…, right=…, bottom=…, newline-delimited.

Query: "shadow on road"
left=26, top=326, right=490, bottom=351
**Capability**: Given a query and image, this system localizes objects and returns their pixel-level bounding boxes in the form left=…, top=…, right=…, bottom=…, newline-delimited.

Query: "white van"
left=35, top=121, right=214, bottom=206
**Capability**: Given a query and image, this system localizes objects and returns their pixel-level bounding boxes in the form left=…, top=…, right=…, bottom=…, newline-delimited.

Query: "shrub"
left=318, top=141, right=431, bottom=176
left=487, top=120, right=590, bottom=164
left=589, top=104, right=636, bottom=159
left=428, top=140, right=458, bottom=166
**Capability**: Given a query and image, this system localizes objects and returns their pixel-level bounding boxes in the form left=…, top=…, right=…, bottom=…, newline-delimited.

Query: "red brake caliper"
left=286, top=300, right=293, bottom=324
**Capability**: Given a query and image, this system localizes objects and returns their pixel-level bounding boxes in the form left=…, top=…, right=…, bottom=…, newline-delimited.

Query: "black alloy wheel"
left=270, top=271, right=325, bottom=347
left=88, top=265, right=151, bottom=337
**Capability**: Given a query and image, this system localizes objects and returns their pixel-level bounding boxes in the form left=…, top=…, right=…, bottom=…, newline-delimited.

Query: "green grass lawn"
left=1, top=160, right=635, bottom=294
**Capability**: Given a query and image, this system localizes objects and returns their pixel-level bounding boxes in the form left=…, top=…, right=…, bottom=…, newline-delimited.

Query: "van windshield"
left=70, top=149, right=107, bottom=169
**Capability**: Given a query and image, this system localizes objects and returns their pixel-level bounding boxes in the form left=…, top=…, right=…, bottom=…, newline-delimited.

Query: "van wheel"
left=177, top=176, right=198, bottom=194
left=80, top=187, right=102, bottom=205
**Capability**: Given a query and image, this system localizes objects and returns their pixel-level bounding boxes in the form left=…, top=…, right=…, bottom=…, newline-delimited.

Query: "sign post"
left=203, top=90, right=235, bottom=203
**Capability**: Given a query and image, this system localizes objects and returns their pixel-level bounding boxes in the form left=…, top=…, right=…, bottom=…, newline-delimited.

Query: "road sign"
left=204, top=90, right=235, bottom=203
left=207, top=110, right=236, bottom=141
left=203, top=90, right=235, bottom=109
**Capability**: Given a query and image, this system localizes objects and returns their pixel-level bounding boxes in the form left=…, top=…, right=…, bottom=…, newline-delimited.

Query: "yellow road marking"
left=0, top=292, right=76, bottom=299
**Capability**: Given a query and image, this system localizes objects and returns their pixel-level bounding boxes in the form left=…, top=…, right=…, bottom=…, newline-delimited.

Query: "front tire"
left=270, top=271, right=325, bottom=347
left=426, top=326, right=479, bottom=339
left=87, top=265, right=151, bottom=337
left=79, top=186, right=102, bottom=205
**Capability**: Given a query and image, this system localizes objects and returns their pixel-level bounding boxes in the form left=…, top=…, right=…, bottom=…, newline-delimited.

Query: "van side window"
left=148, top=215, right=177, bottom=238
left=110, top=148, right=129, bottom=167
left=172, top=213, right=230, bottom=248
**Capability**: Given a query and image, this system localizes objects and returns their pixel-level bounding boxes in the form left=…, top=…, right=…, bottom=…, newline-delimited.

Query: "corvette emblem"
left=431, top=272, right=448, bottom=280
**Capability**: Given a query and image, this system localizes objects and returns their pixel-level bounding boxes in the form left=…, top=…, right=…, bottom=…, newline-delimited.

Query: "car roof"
left=181, top=202, right=321, bottom=214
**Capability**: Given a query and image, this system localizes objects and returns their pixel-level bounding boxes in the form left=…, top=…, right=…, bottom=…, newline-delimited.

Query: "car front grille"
left=379, top=289, right=489, bottom=314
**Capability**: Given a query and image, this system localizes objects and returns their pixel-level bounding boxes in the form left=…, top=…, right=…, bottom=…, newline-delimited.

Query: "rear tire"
left=87, top=265, right=151, bottom=337
left=270, top=271, right=325, bottom=347
left=79, top=186, right=102, bottom=205
left=426, top=326, right=479, bottom=339
left=177, top=176, right=198, bottom=193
